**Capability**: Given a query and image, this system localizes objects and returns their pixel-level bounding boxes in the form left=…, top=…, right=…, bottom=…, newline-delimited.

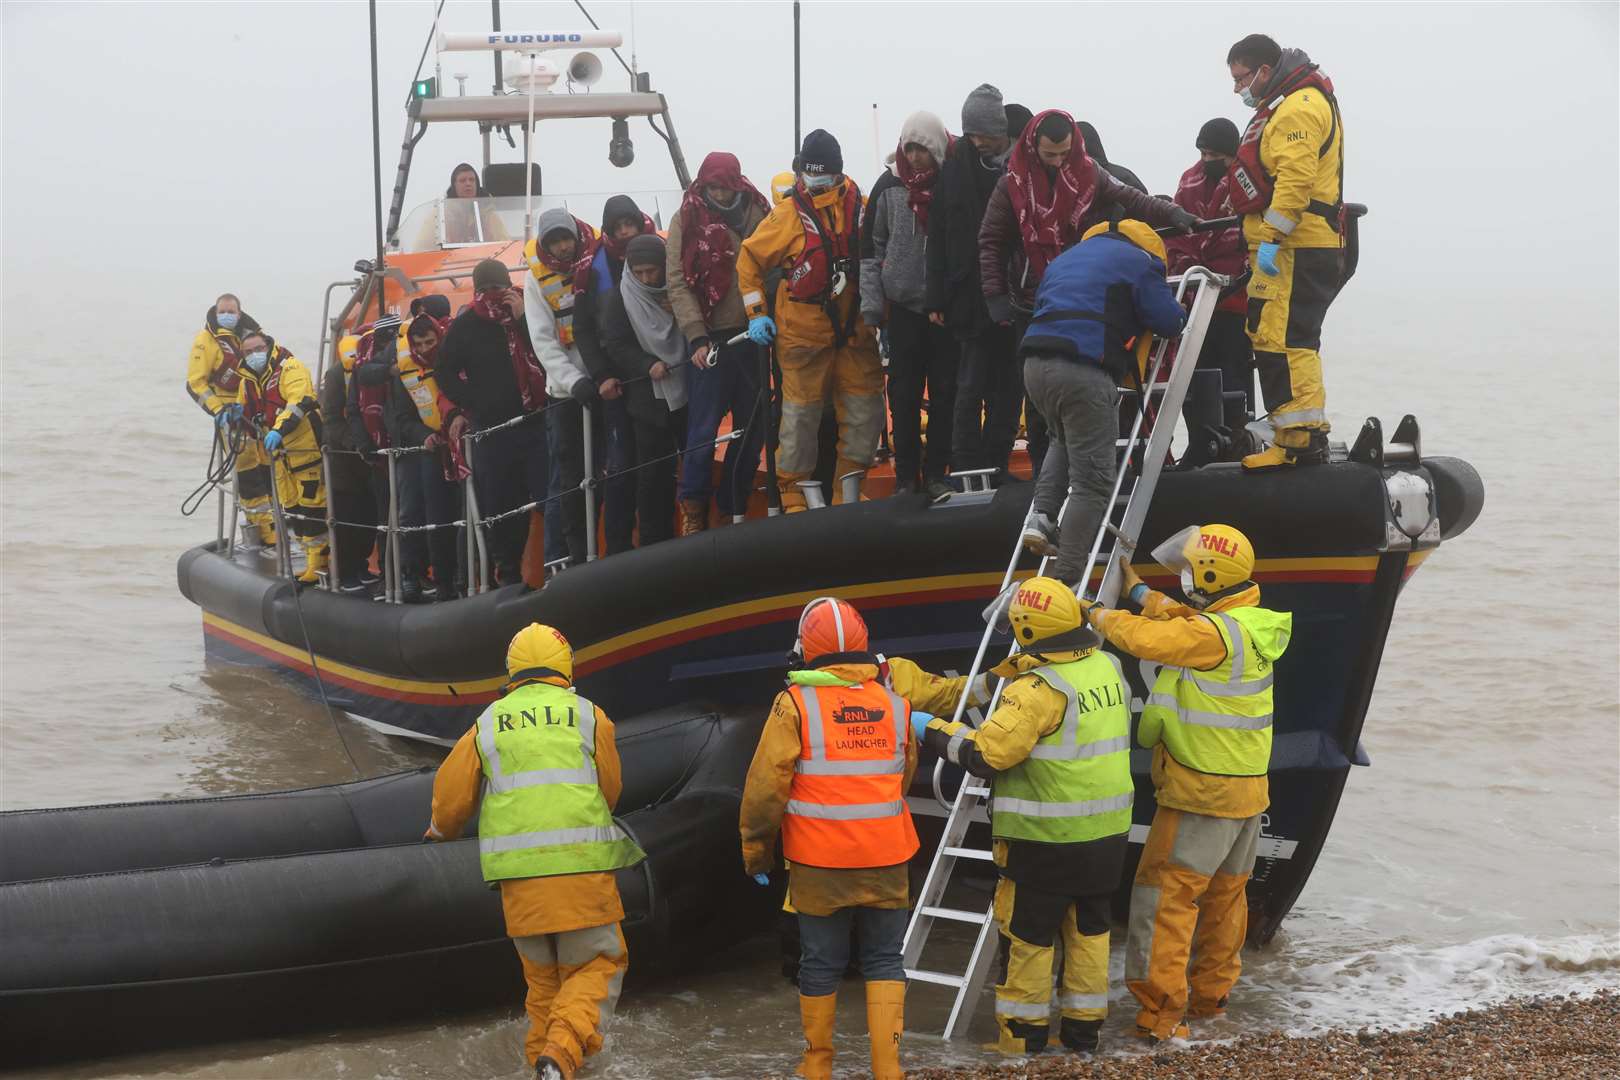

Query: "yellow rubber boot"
left=797, top=993, right=837, bottom=1080
left=865, top=980, right=905, bottom=1080
left=1242, top=428, right=1327, bottom=471
left=255, top=518, right=278, bottom=547
left=778, top=472, right=811, bottom=514
left=297, top=542, right=328, bottom=584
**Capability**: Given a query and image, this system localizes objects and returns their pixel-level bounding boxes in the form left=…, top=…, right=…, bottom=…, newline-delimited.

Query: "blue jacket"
left=1019, top=232, right=1186, bottom=377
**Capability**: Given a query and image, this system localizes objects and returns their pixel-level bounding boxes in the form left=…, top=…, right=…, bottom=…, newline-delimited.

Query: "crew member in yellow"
left=737, top=131, right=883, bottom=511
left=426, top=624, right=643, bottom=1080
left=234, top=331, right=327, bottom=583
left=917, top=577, right=1133, bottom=1057
left=742, top=597, right=978, bottom=1080
left=1225, top=34, right=1346, bottom=470
left=187, top=293, right=274, bottom=544
left=1083, top=524, right=1291, bottom=1042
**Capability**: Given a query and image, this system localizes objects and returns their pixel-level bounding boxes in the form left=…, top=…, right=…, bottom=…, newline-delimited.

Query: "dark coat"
left=319, top=363, right=371, bottom=491
left=598, top=286, right=682, bottom=430
left=435, top=308, right=531, bottom=427
left=924, top=139, right=1004, bottom=336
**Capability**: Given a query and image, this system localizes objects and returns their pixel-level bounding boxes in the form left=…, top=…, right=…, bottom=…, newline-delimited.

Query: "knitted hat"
left=1004, top=103, right=1034, bottom=140
left=799, top=129, right=843, bottom=176
left=472, top=259, right=512, bottom=292
left=1196, top=117, right=1240, bottom=157
left=961, top=83, right=1005, bottom=137
left=535, top=206, right=578, bottom=244
left=625, top=233, right=666, bottom=269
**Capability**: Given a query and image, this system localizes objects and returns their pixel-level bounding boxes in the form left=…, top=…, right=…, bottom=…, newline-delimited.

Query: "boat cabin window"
left=394, top=190, right=688, bottom=254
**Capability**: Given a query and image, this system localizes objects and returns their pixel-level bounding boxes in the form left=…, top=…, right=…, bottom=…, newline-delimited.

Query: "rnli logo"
left=1015, top=586, right=1052, bottom=612
left=833, top=704, right=886, bottom=726
left=1233, top=168, right=1260, bottom=200
left=1198, top=532, right=1241, bottom=557
left=495, top=705, right=576, bottom=732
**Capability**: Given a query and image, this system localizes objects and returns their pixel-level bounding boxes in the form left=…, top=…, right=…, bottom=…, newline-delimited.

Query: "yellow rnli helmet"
left=770, top=171, right=796, bottom=204
left=1007, top=576, right=1083, bottom=645
left=1081, top=217, right=1168, bottom=266
left=337, top=334, right=360, bottom=372
left=1152, top=524, right=1254, bottom=605
left=506, top=622, right=573, bottom=685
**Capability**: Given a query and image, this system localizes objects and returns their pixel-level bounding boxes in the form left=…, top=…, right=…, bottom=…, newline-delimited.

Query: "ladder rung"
left=944, top=845, right=995, bottom=861
left=905, top=968, right=966, bottom=988
left=961, top=785, right=991, bottom=798
left=920, top=905, right=991, bottom=926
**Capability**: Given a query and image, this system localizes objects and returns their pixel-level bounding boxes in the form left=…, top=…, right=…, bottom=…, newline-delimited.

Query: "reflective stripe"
left=1028, top=734, right=1130, bottom=761
left=742, top=289, right=763, bottom=306
left=1270, top=407, right=1327, bottom=427
left=991, top=793, right=1133, bottom=819
left=1185, top=668, right=1274, bottom=697
left=994, top=999, right=1051, bottom=1020
left=1057, top=992, right=1109, bottom=1010
left=476, top=694, right=598, bottom=794
left=801, top=685, right=827, bottom=757
left=1216, top=614, right=1246, bottom=686
left=1147, top=692, right=1271, bottom=731
left=784, top=799, right=905, bottom=820
left=1262, top=208, right=1297, bottom=235
left=945, top=732, right=967, bottom=766
left=425, top=822, right=445, bottom=840
left=795, top=685, right=905, bottom=776
left=797, top=757, right=905, bottom=776
left=479, top=824, right=624, bottom=854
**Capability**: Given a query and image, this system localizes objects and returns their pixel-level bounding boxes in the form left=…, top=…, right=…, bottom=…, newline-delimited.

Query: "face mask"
left=217, top=311, right=239, bottom=330
left=244, top=350, right=269, bottom=373
left=1202, top=159, right=1227, bottom=183
left=802, top=173, right=837, bottom=192
left=1180, top=568, right=1210, bottom=609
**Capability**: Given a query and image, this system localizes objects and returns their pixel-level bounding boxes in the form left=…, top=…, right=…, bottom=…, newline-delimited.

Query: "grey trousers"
left=1023, top=354, right=1118, bottom=586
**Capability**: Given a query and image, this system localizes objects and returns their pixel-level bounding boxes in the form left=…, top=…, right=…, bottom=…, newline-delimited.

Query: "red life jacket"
left=1228, top=66, right=1343, bottom=228
left=239, top=346, right=295, bottom=428
left=353, top=327, right=392, bottom=450
left=211, top=330, right=245, bottom=394
left=785, top=182, right=862, bottom=346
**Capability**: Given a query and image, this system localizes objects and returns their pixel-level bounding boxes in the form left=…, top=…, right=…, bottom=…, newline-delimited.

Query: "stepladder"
left=901, top=268, right=1228, bottom=1039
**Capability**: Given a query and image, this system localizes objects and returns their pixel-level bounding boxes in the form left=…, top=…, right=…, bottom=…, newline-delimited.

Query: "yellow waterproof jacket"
left=427, top=677, right=626, bottom=937
left=1244, top=85, right=1344, bottom=250
left=1094, top=586, right=1269, bottom=817
left=736, top=179, right=875, bottom=354
left=237, top=352, right=320, bottom=455
left=186, top=326, right=241, bottom=417
left=739, top=656, right=986, bottom=916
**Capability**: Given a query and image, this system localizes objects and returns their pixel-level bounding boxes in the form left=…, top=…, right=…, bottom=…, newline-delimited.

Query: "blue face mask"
left=802, top=173, right=837, bottom=192
left=244, top=350, right=269, bottom=373
left=217, top=311, right=240, bottom=330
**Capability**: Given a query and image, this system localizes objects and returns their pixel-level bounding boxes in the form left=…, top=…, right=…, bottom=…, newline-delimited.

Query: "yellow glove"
left=1079, top=598, right=1106, bottom=628
left=1118, top=554, right=1143, bottom=594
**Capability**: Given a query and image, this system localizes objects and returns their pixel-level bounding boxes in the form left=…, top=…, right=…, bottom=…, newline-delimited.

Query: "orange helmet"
left=793, top=596, right=869, bottom=663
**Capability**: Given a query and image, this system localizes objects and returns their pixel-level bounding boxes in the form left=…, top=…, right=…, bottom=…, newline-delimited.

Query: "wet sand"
left=906, top=991, right=1619, bottom=1079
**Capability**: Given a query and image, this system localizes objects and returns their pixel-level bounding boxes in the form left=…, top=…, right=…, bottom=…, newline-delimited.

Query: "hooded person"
left=437, top=259, right=550, bottom=586
left=924, top=88, right=1026, bottom=478
left=186, top=293, right=273, bottom=544
left=234, top=329, right=328, bottom=583
left=1224, top=35, right=1346, bottom=471
left=1016, top=219, right=1187, bottom=587
left=426, top=623, right=643, bottom=1080
left=667, top=152, right=770, bottom=534
left=918, top=576, right=1132, bottom=1056
left=860, top=110, right=959, bottom=503
left=1167, top=116, right=1255, bottom=419
left=737, top=130, right=883, bottom=511
left=442, top=161, right=511, bottom=244
left=1083, top=525, right=1292, bottom=1043
left=383, top=310, right=461, bottom=600
left=598, top=233, right=691, bottom=547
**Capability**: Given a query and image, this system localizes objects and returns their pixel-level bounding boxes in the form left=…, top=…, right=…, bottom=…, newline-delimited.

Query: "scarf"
left=406, top=313, right=449, bottom=371
left=620, top=273, right=689, bottom=412
left=679, top=152, right=769, bottom=322
left=1006, top=109, right=1097, bottom=281
left=468, top=289, right=546, bottom=413
left=894, top=135, right=954, bottom=231
left=535, top=216, right=600, bottom=292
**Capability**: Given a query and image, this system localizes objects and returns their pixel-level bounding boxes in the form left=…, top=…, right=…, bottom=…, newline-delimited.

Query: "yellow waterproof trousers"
left=513, top=923, right=629, bottom=1078
left=233, top=438, right=274, bottom=541
left=1124, top=807, right=1260, bottom=1039
left=273, top=435, right=328, bottom=576
left=990, top=877, right=1112, bottom=1055
left=776, top=341, right=884, bottom=509
left=1245, top=246, right=1342, bottom=442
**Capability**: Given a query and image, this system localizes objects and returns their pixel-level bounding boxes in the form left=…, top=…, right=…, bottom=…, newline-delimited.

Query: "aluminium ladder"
left=902, top=268, right=1226, bottom=1039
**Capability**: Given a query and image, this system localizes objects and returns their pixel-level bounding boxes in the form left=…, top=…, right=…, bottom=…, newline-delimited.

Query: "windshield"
left=395, top=189, right=687, bottom=253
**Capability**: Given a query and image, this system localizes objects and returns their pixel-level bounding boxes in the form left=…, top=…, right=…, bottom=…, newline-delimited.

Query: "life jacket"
left=1228, top=65, right=1343, bottom=229
left=209, top=328, right=245, bottom=395
left=354, top=328, right=392, bottom=450
left=523, top=237, right=581, bottom=348
left=397, top=348, right=443, bottom=431
left=785, top=182, right=862, bottom=346
left=472, top=681, right=646, bottom=883
left=781, top=679, right=917, bottom=869
left=241, top=348, right=322, bottom=472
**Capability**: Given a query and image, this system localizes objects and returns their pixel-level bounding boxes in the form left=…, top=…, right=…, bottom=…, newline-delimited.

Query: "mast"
left=793, top=1, right=801, bottom=159
left=368, top=0, right=386, bottom=317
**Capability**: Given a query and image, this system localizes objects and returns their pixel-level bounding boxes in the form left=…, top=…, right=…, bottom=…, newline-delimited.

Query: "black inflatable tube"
left=0, top=711, right=773, bottom=1067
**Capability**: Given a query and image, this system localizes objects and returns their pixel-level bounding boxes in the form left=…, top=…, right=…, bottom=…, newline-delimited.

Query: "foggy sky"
left=3, top=0, right=1618, bottom=359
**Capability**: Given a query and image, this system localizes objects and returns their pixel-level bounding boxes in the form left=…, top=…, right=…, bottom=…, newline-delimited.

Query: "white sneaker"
left=1020, top=511, right=1059, bottom=556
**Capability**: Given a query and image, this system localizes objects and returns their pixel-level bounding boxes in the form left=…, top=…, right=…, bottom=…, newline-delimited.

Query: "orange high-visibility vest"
left=782, top=681, right=918, bottom=869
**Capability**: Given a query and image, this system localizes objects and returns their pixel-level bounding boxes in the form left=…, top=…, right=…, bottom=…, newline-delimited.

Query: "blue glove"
left=215, top=404, right=241, bottom=428
left=263, top=430, right=283, bottom=453
left=752, top=872, right=771, bottom=887
left=911, top=711, right=935, bottom=741
left=1256, top=241, right=1281, bottom=277
left=747, top=315, right=777, bottom=346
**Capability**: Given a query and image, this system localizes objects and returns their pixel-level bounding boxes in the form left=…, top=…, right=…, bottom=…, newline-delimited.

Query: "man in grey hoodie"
left=861, top=110, right=957, bottom=503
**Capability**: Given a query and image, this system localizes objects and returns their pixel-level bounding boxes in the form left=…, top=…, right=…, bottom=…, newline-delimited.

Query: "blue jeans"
left=397, top=449, right=461, bottom=590
left=679, top=335, right=765, bottom=516
left=797, top=906, right=908, bottom=997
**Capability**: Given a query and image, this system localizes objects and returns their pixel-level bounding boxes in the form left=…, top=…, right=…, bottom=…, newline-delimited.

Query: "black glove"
left=985, top=294, right=1014, bottom=326
left=570, top=377, right=597, bottom=406
left=1167, top=205, right=1200, bottom=234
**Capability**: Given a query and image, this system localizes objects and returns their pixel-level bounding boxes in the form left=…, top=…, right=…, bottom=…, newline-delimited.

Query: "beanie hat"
left=897, top=110, right=950, bottom=166
left=1196, top=117, right=1240, bottom=157
left=1004, top=103, right=1034, bottom=140
left=625, top=233, right=666, bottom=269
left=799, top=129, right=843, bottom=176
left=472, top=259, right=512, bottom=292
left=961, top=83, right=1005, bottom=137
left=535, top=206, right=579, bottom=244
